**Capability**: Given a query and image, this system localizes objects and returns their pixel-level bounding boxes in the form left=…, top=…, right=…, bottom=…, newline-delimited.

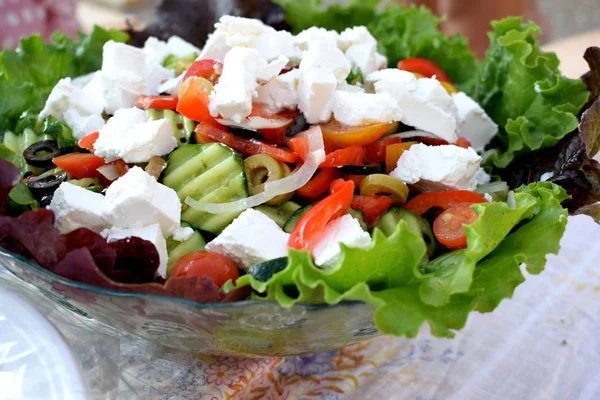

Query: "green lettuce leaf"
left=273, top=0, right=479, bottom=91
left=0, top=26, right=128, bottom=134
left=236, top=182, right=568, bottom=337
left=474, top=18, right=589, bottom=168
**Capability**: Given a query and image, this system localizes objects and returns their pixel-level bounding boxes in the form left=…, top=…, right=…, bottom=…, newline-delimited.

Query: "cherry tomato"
left=297, top=168, right=337, bottom=198
left=195, top=123, right=297, bottom=163
left=456, top=137, right=472, bottom=149
left=385, top=142, right=417, bottom=173
left=397, top=58, right=452, bottom=83
left=404, top=191, right=487, bottom=216
left=433, top=205, right=478, bottom=249
left=321, top=145, right=365, bottom=167
left=364, top=136, right=402, bottom=163
left=351, top=195, right=392, bottom=226
left=183, top=59, right=223, bottom=84
left=320, top=120, right=391, bottom=149
left=78, top=132, right=99, bottom=151
left=136, top=95, right=179, bottom=110
left=170, top=251, right=239, bottom=287
left=176, top=77, right=217, bottom=125
left=288, top=179, right=355, bottom=252
left=53, top=153, right=106, bottom=179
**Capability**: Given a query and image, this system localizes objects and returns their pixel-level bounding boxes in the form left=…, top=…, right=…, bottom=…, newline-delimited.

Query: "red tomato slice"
left=397, top=58, right=452, bottom=83
left=351, top=195, right=392, bottom=226
left=297, top=168, right=337, bottom=198
left=176, top=77, right=217, bottom=125
left=78, top=132, right=99, bottom=151
left=183, top=59, right=223, bottom=83
left=404, top=191, right=486, bottom=216
left=251, top=104, right=298, bottom=145
left=364, top=136, right=402, bottom=163
left=195, top=123, right=297, bottom=163
left=288, top=179, right=355, bottom=252
left=342, top=174, right=366, bottom=188
left=136, top=95, right=178, bottom=110
left=169, top=251, right=239, bottom=287
left=320, top=120, right=390, bottom=149
left=321, top=145, right=365, bottom=167
left=53, top=153, right=106, bottom=179
left=433, top=206, right=478, bottom=249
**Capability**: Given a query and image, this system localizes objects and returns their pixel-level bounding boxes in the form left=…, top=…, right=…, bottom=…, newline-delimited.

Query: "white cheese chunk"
left=209, top=47, right=266, bottom=123
left=143, top=37, right=170, bottom=67
left=452, top=92, right=498, bottom=152
left=101, top=224, right=169, bottom=278
left=313, top=215, right=371, bottom=267
left=172, top=226, right=195, bottom=242
left=256, top=68, right=300, bottom=113
left=338, top=26, right=377, bottom=51
left=198, top=31, right=230, bottom=63
left=298, top=67, right=337, bottom=124
left=158, top=74, right=183, bottom=95
left=300, top=41, right=350, bottom=83
left=94, top=107, right=177, bottom=163
left=257, top=55, right=289, bottom=83
left=102, top=166, right=181, bottom=236
left=295, top=27, right=340, bottom=50
left=332, top=90, right=402, bottom=126
left=390, top=143, right=488, bottom=191
left=49, top=182, right=108, bottom=234
left=205, top=209, right=290, bottom=270
left=367, top=69, right=459, bottom=143
left=337, top=82, right=365, bottom=93
left=39, top=78, right=105, bottom=140
left=215, top=15, right=270, bottom=48
left=345, top=42, right=380, bottom=76
left=255, top=30, right=301, bottom=64
left=166, top=36, right=200, bottom=58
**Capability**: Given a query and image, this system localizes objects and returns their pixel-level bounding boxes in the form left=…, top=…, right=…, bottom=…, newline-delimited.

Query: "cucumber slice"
left=249, top=257, right=288, bottom=282
left=146, top=109, right=196, bottom=146
left=283, top=204, right=314, bottom=233
left=162, top=143, right=248, bottom=234
left=166, top=230, right=206, bottom=276
left=255, top=201, right=302, bottom=228
left=376, top=208, right=436, bottom=259
left=348, top=209, right=368, bottom=231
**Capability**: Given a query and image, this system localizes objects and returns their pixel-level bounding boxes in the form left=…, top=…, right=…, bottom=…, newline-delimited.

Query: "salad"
left=0, top=0, right=598, bottom=338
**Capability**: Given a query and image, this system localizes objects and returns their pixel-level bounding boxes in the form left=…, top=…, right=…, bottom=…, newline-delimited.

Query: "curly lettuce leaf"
left=273, top=0, right=479, bottom=91
left=236, top=182, right=568, bottom=337
left=474, top=18, right=589, bottom=168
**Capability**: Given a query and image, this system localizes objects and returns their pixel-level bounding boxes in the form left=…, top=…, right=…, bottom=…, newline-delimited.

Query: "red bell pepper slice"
left=404, top=191, right=487, bottom=216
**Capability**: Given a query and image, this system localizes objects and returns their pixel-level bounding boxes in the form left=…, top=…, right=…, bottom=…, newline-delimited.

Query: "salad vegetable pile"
left=0, top=0, right=599, bottom=337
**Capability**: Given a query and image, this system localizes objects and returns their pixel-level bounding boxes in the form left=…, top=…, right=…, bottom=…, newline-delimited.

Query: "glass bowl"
left=0, top=248, right=380, bottom=357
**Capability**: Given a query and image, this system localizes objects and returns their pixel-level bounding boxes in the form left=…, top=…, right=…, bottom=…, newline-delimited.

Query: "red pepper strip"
left=78, top=131, right=99, bottom=151
left=53, top=153, right=107, bottom=179
left=297, top=168, right=337, bottom=198
left=320, top=145, right=365, bottom=167
left=398, top=58, right=452, bottom=83
left=195, top=123, right=297, bottom=164
left=404, top=191, right=487, bottom=216
left=288, top=179, right=355, bottom=252
left=136, top=95, right=179, bottom=110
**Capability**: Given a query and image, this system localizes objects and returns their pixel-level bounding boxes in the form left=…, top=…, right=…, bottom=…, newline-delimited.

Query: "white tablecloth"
left=1, top=215, right=600, bottom=399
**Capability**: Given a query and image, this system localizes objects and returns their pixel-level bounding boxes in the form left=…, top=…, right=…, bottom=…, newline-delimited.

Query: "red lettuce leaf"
left=583, top=47, right=600, bottom=104
left=579, top=99, right=600, bottom=158
left=0, top=159, right=22, bottom=216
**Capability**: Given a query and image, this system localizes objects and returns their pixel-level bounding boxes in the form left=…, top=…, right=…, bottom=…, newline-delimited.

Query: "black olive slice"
left=39, top=194, right=54, bottom=207
left=229, top=127, right=265, bottom=140
left=338, top=164, right=384, bottom=175
left=23, top=140, right=62, bottom=168
left=26, top=171, right=67, bottom=197
left=285, top=114, right=308, bottom=137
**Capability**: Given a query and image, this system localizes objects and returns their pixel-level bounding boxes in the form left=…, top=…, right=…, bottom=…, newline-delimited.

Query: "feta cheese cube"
left=172, top=226, right=195, bottom=242
left=390, top=143, right=488, bottom=191
left=452, top=92, right=498, bottom=152
left=374, top=53, right=388, bottom=70
left=209, top=47, right=267, bottom=122
left=166, top=36, right=200, bottom=58
left=338, top=26, right=377, bottom=51
left=345, top=42, right=380, bottom=76
left=205, top=209, right=289, bottom=270
left=102, top=41, right=148, bottom=91
left=332, top=90, right=402, bottom=126
left=101, top=224, right=169, bottom=278
left=255, top=30, right=301, bottom=64
left=143, top=37, right=170, bottom=67
left=295, top=27, right=340, bottom=50
left=216, top=16, right=270, bottom=48
left=300, top=41, right=350, bottom=83
left=298, top=67, right=337, bottom=124
left=256, top=69, right=300, bottom=113
left=257, top=55, right=289, bottom=83
left=158, top=74, right=183, bottom=95
left=368, top=69, right=458, bottom=143
left=94, top=107, right=177, bottom=163
left=39, top=78, right=105, bottom=140
left=313, top=214, right=371, bottom=267
left=337, top=82, right=365, bottom=93
left=49, top=182, right=109, bottom=234
left=102, top=166, right=181, bottom=236
left=199, top=31, right=230, bottom=63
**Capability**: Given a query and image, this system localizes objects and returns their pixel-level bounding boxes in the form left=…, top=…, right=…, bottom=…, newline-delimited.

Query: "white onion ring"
left=216, top=116, right=293, bottom=130
left=97, top=164, right=119, bottom=181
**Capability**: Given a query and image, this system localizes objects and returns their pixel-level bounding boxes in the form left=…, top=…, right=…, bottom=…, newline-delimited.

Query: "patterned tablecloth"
left=2, top=215, right=600, bottom=400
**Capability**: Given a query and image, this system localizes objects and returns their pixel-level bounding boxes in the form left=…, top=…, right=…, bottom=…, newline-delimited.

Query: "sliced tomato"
left=297, top=168, right=337, bottom=198
left=456, top=137, right=472, bottom=149
left=169, top=251, right=239, bottom=287
left=351, top=195, right=392, bottom=226
left=176, top=77, right=217, bottom=125
left=433, top=205, right=478, bottom=249
left=385, top=142, right=417, bottom=173
left=195, top=123, right=297, bottom=163
left=136, top=95, right=178, bottom=110
left=404, top=191, right=487, bottom=216
left=320, top=120, right=390, bottom=149
left=321, top=145, right=365, bottom=167
left=397, top=58, right=452, bottom=83
left=183, top=59, right=223, bottom=84
left=251, top=104, right=298, bottom=145
left=53, top=153, right=106, bottom=179
left=288, top=179, right=355, bottom=252
left=78, top=132, right=99, bottom=151
left=364, top=136, right=402, bottom=163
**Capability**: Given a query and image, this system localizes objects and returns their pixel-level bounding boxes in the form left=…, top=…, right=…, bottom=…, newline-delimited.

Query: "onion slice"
left=216, top=116, right=293, bottom=130
left=388, top=130, right=446, bottom=141
left=97, top=164, right=119, bottom=181
left=186, top=126, right=325, bottom=214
